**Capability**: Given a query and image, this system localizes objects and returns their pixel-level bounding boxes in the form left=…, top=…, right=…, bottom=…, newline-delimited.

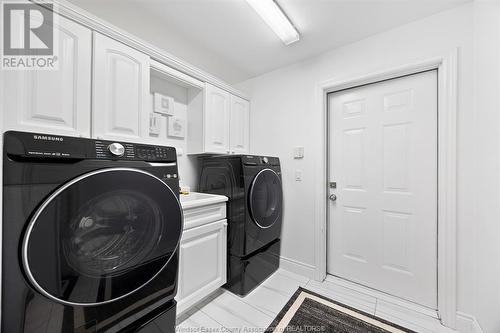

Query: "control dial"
left=108, top=143, right=125, bottom=157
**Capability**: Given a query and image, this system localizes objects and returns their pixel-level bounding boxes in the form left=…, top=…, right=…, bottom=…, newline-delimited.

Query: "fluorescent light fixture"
left=246, top=0, right=300, bottom=45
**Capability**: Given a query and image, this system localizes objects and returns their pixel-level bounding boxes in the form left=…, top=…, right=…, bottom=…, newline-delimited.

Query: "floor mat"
left=266, top=287, right=415, bottom=333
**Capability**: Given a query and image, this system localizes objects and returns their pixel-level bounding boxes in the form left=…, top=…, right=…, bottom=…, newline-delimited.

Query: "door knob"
left=329, top=194, right=337, bottom=202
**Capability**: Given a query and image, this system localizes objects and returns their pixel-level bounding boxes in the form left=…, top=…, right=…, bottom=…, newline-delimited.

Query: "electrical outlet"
left=295, top=170, right=303, bottom=181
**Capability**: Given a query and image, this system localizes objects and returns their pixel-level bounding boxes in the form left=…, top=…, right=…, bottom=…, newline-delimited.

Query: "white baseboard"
left=471, top=318, right=485, bottom=333
left=456, top=312, right=484, bottom=333
left=279, top=256, right=315, bottom=279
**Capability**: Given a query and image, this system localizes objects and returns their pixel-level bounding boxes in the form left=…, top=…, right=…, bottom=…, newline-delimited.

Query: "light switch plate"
left=294, top=146, right=304, bottom=159
left=295, top=170, right=303, bottom=181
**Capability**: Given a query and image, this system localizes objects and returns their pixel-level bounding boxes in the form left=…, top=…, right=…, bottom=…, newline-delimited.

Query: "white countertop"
left=179, top=192, right=228, bottom=210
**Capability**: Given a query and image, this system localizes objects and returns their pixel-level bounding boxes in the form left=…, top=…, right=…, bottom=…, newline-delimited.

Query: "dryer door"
left=22, top=168, right=182, bottom=306
left=248, top=169, right=283, bottom=229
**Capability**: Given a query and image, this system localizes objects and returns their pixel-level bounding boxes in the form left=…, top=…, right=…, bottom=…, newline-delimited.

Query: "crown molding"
left=31, top=0, right=249, bottom=100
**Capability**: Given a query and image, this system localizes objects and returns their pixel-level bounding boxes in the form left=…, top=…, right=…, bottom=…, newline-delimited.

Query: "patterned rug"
left=266, top=287, right=415, bottom=333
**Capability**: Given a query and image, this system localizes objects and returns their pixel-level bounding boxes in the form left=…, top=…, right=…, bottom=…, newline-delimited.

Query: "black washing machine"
left=2, top=131, right=183, bottom=333
left=199, top=155, right=282, bottom=296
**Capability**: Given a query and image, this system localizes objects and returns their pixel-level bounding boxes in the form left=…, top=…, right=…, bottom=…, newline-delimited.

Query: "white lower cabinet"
left=176, top=219, right=227, bottom=315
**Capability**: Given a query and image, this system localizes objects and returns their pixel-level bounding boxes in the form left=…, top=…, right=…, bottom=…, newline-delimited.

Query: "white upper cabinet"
left=230, top=95, right=250, bottom=154
left=188, top=83, right=249, bottom=155
left=3, top=12, right=92, bottom=137
left=1, top=6, right=248, bottom=149
left=93, top=33, right=150, bottom=141
left=204, top=83, right=231, bottom=154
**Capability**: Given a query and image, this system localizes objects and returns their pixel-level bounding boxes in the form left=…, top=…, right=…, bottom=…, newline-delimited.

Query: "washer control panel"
left=135, top=145, right=172, bottom=160
left=95, top=141, right=135, bottom=160
left=3, top=131, right=177, bottom=163
left=94, top=141, right=176, bottom=161
left=242, top=155, right=280, bottom=166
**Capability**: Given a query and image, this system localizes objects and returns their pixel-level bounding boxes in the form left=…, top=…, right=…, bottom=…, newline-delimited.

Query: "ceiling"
left=67, top=0, right=469, bottom=84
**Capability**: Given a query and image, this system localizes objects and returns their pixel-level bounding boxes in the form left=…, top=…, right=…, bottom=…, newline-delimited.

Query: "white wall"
left=237, top=2, right=480, bottom=325
left=65, top=0, right=248, bottom=84
left=472, top=2, right=500, bottom=333
left=149, top=76, right=200, bottom=190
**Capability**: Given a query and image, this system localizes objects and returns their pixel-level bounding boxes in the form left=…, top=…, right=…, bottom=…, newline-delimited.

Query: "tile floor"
left=176, top=269, right=459, bottom=333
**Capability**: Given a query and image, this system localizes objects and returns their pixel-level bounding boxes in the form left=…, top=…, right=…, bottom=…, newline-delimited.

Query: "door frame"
left=313, top=49, right=458, bottom=328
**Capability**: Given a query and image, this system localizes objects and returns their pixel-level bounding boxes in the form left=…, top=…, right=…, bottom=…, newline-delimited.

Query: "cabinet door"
left=93, top=33, right=150, bottom=141
left=3, top=12, right=91, bottom=137
left=176, top=220, right=227, bottom=315
left=204, top=83, right=230, bottom=153
left=230, top=95, right=250, bottom=154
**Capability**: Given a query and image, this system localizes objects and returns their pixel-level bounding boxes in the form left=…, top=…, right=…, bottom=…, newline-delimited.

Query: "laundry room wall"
left=157, top=125, right=199, bottom=192
left=148, top=76, right=200, bottom=191
left=471, top=1, right=500, bottom=333
left=63, top=0, right=248, bottom=84
left=236, top=2, right=480, bottom=328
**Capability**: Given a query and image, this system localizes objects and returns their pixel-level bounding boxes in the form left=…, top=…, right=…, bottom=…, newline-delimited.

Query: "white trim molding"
left=436, top=49, right=458, bottom=329
left=279, top=256, right=316, bottom=279
left=456, top=312, right=485, bottom=333
left=30, top=0, right=249, bottom=100
left=314, top=49, right=459, bottom=329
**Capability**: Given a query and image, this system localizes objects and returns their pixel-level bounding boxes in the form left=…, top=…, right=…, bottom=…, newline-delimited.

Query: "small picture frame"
left=154, top=92, right=174, bottom=116
left=167, top=116, right=186, bottom=138
left=149, top=113, right=162, bottom=135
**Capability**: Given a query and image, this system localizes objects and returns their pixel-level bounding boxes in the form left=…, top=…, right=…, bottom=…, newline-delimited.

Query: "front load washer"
left=199, top=155, right=282, bottom=296
left=2, top=131, right=183, bottom=333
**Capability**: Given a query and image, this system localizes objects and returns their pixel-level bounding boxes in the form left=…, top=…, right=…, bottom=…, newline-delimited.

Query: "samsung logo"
left=33, top=135, right=63, bottom=142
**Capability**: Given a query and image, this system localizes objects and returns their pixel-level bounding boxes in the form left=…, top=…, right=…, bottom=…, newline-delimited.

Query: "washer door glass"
left=249, top=169, right=283, bottom=229
left=23, top=168, right=182, bottom=306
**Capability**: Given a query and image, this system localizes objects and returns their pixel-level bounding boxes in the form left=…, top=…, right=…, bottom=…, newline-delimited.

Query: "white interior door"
left=327, top=70, right=438, bottom=309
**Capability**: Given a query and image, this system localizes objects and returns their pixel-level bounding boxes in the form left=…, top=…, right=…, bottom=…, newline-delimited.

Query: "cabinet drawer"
left=182, top=202, right=226, bottom=230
